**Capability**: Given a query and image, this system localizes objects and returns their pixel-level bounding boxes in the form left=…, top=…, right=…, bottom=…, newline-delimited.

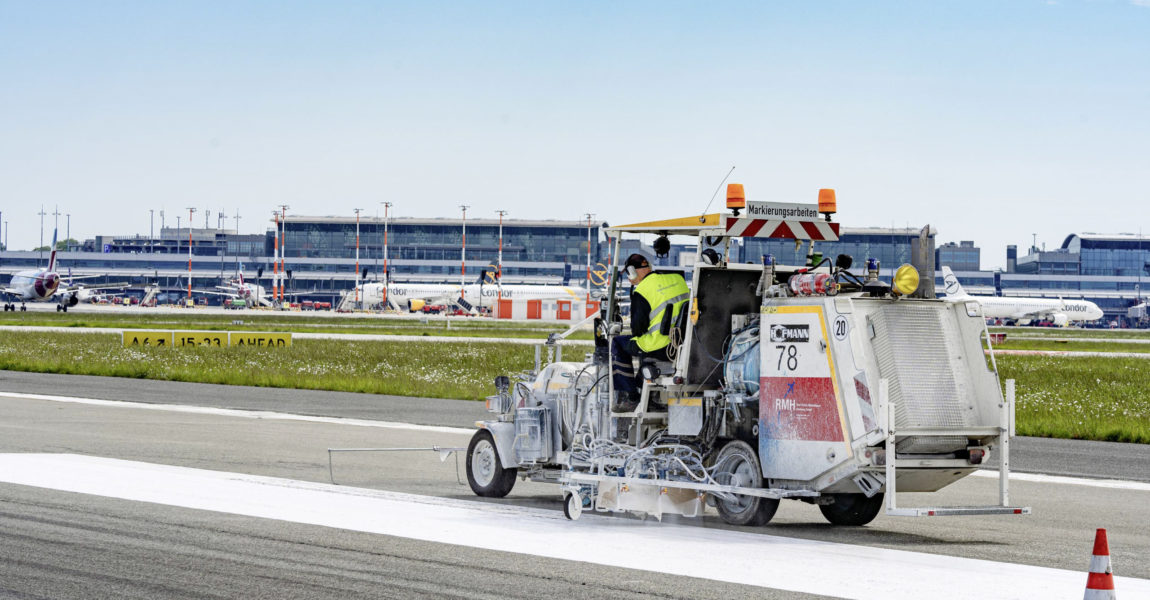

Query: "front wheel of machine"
left=466, top=430, right=517, bottom=498
left=563, top=492, right=582, bottom=521
left=712, top=440, right=779, bottom=526
left=818, top=493, right=884, bottom=526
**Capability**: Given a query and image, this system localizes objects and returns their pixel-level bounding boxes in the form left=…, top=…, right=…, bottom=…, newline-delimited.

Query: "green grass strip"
left=0, top=331, right=1144, bottom=444
left=996, top=355, right=1150, bottom=444
left=0, top=331, right=537, bottom=401
left=0, top=310, right=593, bottom=340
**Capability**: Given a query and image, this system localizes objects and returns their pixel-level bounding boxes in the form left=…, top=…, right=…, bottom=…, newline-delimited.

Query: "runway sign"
left=229, top=332, right=292, bottom=347
left=174, top=332, right=228, bottom=347
left=122, top=331, right=174, bottom=347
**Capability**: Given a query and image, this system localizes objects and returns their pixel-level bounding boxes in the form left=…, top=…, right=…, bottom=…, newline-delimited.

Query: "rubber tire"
left=563, top=492, right=582, bottom=521
left=466, top=430, right=517, bottom=498
left=712, top=440, right=779, bottom=526
left=818, top=493, right=885, bottom=526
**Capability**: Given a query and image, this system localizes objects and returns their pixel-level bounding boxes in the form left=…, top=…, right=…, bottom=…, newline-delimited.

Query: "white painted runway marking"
left=2, top=454, right=1147, bottom=600
left=969, top=469, right=1150, bottom=492
left=0, top=391, right=472, bottom=435
left=3, top=390, right=1149, bottom=492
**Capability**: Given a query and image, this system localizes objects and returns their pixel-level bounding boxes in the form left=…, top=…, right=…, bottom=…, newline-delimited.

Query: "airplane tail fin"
left=940, top=266, right=967, bottom=298
left=48, top=229, right=59, bottom=272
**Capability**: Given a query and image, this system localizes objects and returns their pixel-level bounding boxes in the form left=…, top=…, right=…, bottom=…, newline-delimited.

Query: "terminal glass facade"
left=1066, top=235, right=1150, bottom=277
left=280, top=220, right=601, bottom=266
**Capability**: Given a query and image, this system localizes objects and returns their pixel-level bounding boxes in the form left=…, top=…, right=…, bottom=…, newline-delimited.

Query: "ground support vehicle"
left=467, top=188, right=1030, bottom=526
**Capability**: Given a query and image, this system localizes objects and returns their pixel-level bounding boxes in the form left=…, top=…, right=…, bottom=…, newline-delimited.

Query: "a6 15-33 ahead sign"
left=122, top=331, right=291, bottom=348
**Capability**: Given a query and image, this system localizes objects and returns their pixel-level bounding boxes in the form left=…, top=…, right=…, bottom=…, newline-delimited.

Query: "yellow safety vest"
left=633, top=272, right=690, bottom=353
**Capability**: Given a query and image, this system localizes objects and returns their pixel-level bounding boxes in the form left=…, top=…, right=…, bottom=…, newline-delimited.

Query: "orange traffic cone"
left=1084, top=528, right=1116, bottom=600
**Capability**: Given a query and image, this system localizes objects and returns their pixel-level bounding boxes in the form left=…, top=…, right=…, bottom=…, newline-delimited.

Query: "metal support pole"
left=187, top=208, right=196, bottom=301
left=1001, top=379, right=1014, bottom=507
left=882, top=378, right=897, bottom=513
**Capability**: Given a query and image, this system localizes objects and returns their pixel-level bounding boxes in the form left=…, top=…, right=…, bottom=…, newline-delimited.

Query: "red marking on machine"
left=760, top=377, right=845, bottom=442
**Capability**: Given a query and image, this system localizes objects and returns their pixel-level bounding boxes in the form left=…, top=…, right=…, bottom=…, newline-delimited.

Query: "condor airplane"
left=941, top=266, right=1103, bottom=326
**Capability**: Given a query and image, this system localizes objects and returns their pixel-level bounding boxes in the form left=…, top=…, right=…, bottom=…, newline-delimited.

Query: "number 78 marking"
left=776, top=345, right=798, bottom=371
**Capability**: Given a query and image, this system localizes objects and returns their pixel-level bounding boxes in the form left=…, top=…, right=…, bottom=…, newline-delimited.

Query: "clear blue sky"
left=2, top=0, right=1147, bottom=268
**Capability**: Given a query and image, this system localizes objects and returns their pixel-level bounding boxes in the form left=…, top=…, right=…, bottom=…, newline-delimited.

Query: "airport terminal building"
left=1, top=216, right=1145, bottom=323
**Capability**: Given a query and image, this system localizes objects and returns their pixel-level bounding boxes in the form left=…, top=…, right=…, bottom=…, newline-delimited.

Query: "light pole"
left=279, top=205, right=289, bottom=302
left=272, top=210, right=280, bottom=304
left=187, top=208, right=196, bottom=301
left=584, top=213, right=595, bottom=301
left=65, top=213, right=70, bottom=251
left=496, top=210, right=507, bottom=308
left=381, top=202, right=392, bottom=311
left=459, top=205, right=469, bottom=299
left=38, top=206, right=46, bottom=266
left=149, top=209, right=154, bottom=253
left=354, top=208, right=362, bottom=309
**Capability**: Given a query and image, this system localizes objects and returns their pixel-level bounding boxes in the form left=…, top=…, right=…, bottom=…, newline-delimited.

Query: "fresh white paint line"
left=3, top=391, right=1148, bottom=492
left=0, top=391, right=474, bottom=435
left=970, top=469, right=1150, bottom=492
left=3, top=454, right=1147, bottom=600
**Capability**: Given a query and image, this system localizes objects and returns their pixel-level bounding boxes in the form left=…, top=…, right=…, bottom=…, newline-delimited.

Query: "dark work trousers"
left=611, top=335, right=639, bottom=396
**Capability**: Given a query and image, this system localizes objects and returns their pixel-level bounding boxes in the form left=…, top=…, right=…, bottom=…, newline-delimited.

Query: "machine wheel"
left=466, top=430, right=517, bottom=498
left=712, top=440, right=779, bottom=526
left=818, top=493, right=884, bottom=526
left=563, top=492, right=583, bottom=521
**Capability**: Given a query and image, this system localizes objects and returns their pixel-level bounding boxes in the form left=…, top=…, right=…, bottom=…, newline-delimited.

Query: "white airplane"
left=2, top=233, right=128, bottom=312
left=3, top=230, right=63, bottom=311
left=347, top=269, right=588, bottom=312
left=940, top=266, right=1103, bottom=326
left=200, top=267, right=274, bottom=307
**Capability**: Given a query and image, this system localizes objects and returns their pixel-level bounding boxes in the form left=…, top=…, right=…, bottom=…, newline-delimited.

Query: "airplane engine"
left=1051, top=313, right=1069, bottom=327
left=408, top=299, right=426, bottom=312
left=60, top=293, right=79, bottom=307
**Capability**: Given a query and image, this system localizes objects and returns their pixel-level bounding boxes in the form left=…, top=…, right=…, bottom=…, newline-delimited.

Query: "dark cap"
left=625, top=253, right=650, bottom=270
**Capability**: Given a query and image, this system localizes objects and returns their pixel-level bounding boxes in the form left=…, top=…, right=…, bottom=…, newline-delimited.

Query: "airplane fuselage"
left=356, top=282, right=585, bottom=309
left=6, top=269, right=61, bottom=302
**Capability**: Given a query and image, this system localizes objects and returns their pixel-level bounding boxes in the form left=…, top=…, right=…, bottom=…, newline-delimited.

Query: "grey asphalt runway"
left=0, top=370, right=1147, bottom=599
left=1, top=369, right=1146, bottom=482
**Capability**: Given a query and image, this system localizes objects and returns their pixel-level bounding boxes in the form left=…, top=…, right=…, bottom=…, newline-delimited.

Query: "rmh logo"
left=770, top=323, right=810, bottom=343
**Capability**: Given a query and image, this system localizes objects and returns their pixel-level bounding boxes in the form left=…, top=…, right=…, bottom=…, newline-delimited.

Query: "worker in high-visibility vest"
left=612, top=253, right=690, bottom=412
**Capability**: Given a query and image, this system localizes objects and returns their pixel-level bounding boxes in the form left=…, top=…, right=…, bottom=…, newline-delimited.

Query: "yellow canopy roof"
left=605, top=213, right=722, bottom=235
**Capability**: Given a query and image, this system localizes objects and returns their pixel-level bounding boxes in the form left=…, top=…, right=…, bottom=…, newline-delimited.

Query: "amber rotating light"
left=818, top=188, right=837, bottom=221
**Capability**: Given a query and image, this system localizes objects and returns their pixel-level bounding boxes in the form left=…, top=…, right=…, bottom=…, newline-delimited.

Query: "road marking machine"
left=466, top=185, right=1030, bottom=526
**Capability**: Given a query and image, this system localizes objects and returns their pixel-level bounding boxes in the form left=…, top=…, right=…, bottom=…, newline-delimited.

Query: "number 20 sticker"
left=832, top=315, right=849, bottom=341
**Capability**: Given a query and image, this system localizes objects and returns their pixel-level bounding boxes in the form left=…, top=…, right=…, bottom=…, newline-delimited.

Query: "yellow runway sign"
left=174, top=332, right=228, bottom=347
left=122, top=331, right=174, bottom=347
left=230, top=332, right=292, bottom=347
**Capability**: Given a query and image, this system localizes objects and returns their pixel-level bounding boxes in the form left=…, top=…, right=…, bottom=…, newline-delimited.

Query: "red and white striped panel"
left=725, top=218, right=840, bottom=241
